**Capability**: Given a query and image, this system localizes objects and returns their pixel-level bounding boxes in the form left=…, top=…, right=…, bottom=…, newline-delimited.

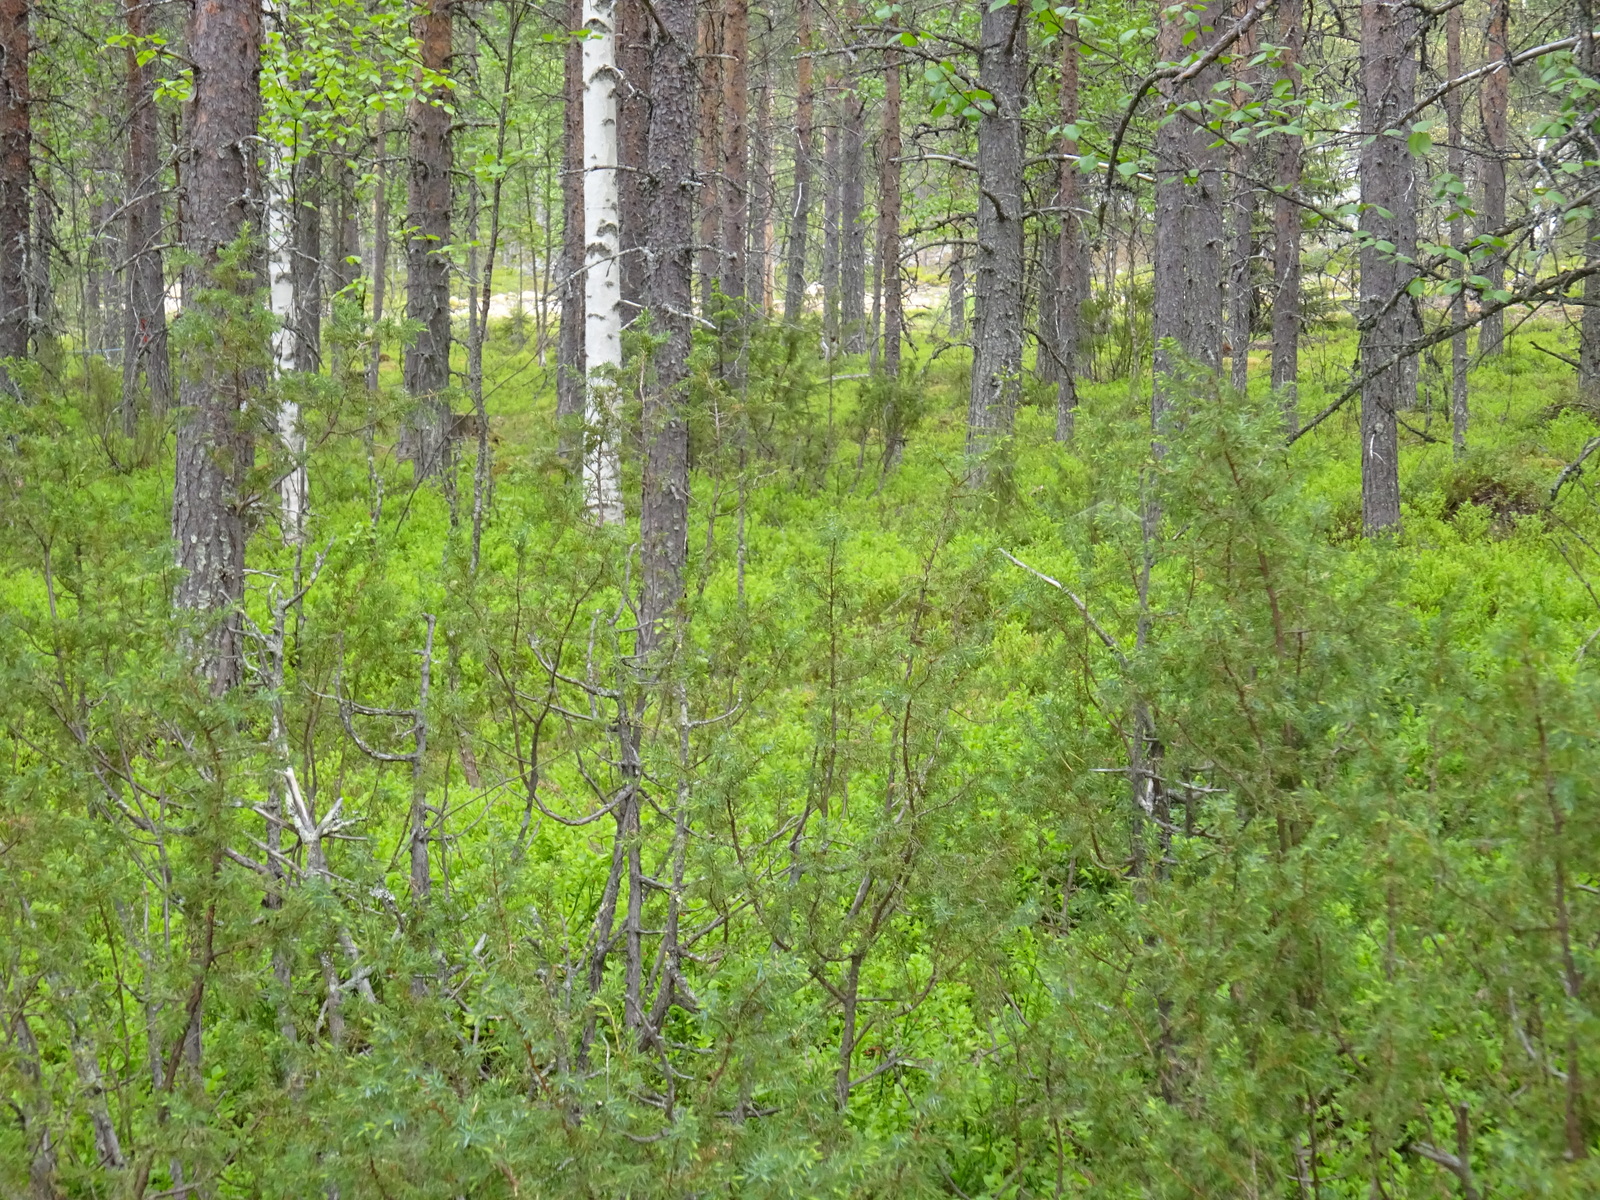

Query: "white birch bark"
left=267, top=141, right=308, bottom=544
left=582, top=0, right=624, bottom=524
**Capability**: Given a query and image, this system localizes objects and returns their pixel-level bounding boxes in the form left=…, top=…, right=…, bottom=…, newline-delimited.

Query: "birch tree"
left=582, top=0, right=623, bottom=524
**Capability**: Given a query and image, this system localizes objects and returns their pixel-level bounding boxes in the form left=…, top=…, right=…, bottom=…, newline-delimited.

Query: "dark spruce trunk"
left=966, top=0, right=1025, bottom=476
left=1053, top=14, right=1086, bottom=442
left=618, top=0, right=650, bottom=322
left=1226, top=0, right=1258, bottom=393
left=172, top=0, right=263, bottom=695
left=403, top=0, right=454, bottom=480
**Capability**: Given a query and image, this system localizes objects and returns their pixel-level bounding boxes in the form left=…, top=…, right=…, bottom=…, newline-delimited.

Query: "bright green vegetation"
left=4, top=317, right=1600, bottom=1196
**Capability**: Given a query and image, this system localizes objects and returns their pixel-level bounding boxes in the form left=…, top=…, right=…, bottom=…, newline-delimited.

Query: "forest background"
left=4, top=0, right=1600, bottom=1195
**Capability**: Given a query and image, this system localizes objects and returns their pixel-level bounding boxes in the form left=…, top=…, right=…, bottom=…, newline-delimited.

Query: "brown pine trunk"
left=1054, top=15, right=1085, bottom=442
left=1447, top=2, right=1468, bottom=454
left=821, top=51, right=841, bottom=346
left=366, top=112, right=390, bottom=395
left=1358, top=0, right=1415, bottom=534
left=839, top=0, right=865, bottom=352
left=1478, top=0, right=1509, bottom=356
left=966, top=0, right=1025, bottom=473
left=1227, top=0, right=1258, bottom=393
left=403, top=0, right=454, bottom=480
left=696, top=4, right=722, bottom=313
left=556, top=0, right=585, bottom=458
left=640, top=0, right=694, bottom=652
left=172, top=0, right=262, bottom=694
left=750, top=20, right=773, bottom=311
left=721, top=0, right=748, bottom=309
left=0, top=0, right=27, bottom=366
left=878, top=43, right=901, bottom=379
left=122, top=0, right=171, bottom=429
left=618, top=0, right=650, bottom=323
left=782, top=0, right=814, bottom=324
left=1152, top=0, right=1225, bottom=427
left=1271, top=0, right=1303, bottom=431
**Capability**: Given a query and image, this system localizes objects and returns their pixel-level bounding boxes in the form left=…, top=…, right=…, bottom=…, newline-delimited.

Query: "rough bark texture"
left=878, top=42, right=901, bottom=379
left=947, top=243, right=964, bottom=338
left=966, top=0, right=1025, bottom=473
left=1152, top=0, right=1225, bottom=428
left=696, top=5, right=721, bottom=312
left=1580, top=2, right=1600, bottom=401
left=821, top=90, right=841, bottom=346
left=0, top=0, right=27, bottom=365
left=839, top=4, right=865, bottom=353
left=172, top=0, right=262, bottom=695
left=1358, top=0, right=1415, bottom=534
left=617, top=0, right=649, bottom=322
left=1447, top=2, right=1468, bottom=455
left=782, top=0, right=814, bottom=324
left=403, top=0, right=454, bottom=480
left=122, top=0, right=171, bottom=427
left=557, top=0, right=586, bottom=458
left=750, top=22, right=773, bottom=310
left=1478, top=0, right=1509, bottom=357
left=292, top=152, right=322, bottom=372
left=1271, top=0, right=1303, bottom=430
left=721, top=0, right=748, bottom=309
left=1227, top=0, right=1258, bottom=392
left=639, top=0, right=694, bottom=654
left=1054, top=16, right=1086, bottom=442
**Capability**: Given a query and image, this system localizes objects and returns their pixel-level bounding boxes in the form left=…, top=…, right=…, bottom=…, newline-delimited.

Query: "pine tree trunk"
left=947, top=243, right=964, bottom=338
left=1054, top=15, right=1085, bottom=442
left=0, top=0, right=27, bottom=367
left=1152, top=0, right=1225, bottom=428
left=782, top=0, right=815, bottom=324
left=366, top=112, right=390, bottom=395
left=1447, top=2, right=1468, bottom=454
left=1580, top=2, right=1600, bottom=401
left=750, top=24, right=773, bottom=311
left=839, top=3, right=865, bottom=353
left=1358, top=0, right=1414, bottom=534
left=821, top=97, right=841, bottom=348
left=122, top=0, right=170, bottom=429
left=582, top=0, right=623, bottom=524
left=557, top=0, right=586, bottom=458
left=640, top=0, right=694, bottom=653
left=1271, top=0, right=1303, bottom=431
left=878, top=42, right=901, bottom=380
left=966, top=0, right=1025, bottom=474
left=618, top=0, right=649, bottom=323
left=1227, top=0, right=1258, bottom=393
left=1478, top=0, right=1509, bottom=357
left=172, top=0, right=262, bottom=694
left=696, top=5, right=721, bottom=313
left=721, top=0, right=748, bottom=309
left=403, top=0, right=454, bottom=481
left=292, top=151, right=322, bottom=372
